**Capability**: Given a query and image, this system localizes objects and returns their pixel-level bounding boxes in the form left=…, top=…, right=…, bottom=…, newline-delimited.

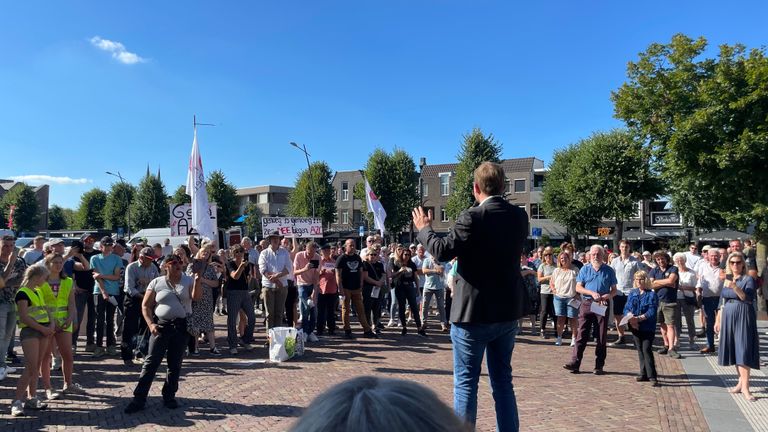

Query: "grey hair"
left=589, top=244, right=605, bottom=259
left=289, top=376, right=470, bottom=432
left=672, top=252, right=687, bottom=263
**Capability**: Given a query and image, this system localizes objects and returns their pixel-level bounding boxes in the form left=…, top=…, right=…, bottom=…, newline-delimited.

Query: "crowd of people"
left=1, top=226, right=766, bottom=419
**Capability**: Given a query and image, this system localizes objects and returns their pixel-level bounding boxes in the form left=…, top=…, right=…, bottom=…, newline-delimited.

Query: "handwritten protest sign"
left=170, top=203, right=218, bottom=237
left=261, top=217, right=323, bottom=238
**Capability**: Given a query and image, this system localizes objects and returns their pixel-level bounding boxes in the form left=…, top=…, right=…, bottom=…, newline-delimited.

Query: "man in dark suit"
left=413, top=161, right=528, bottom=432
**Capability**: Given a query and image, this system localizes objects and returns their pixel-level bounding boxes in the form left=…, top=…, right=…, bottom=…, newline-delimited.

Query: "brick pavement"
left=0, top=315, right=710, bottom=431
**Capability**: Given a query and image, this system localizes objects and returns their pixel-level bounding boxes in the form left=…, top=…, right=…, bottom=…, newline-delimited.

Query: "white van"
left=128, top=228, right=188, bottom=248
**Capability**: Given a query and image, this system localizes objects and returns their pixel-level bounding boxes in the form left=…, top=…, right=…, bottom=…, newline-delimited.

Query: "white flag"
left=364, top=179, right=387, bottom=235
left=186, top=128, right=216, bottom=241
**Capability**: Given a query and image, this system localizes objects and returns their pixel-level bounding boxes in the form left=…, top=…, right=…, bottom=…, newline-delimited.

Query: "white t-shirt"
left=677, top=269, right=697, bottom=300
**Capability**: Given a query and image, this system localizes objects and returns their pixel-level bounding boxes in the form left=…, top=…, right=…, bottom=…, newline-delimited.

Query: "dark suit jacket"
left=417, top=196, right=528, bottom=323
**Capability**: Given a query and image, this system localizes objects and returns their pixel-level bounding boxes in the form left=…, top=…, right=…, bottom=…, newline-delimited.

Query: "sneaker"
left=229, top=348, right=238, bottom=355
left=401, top=328, right=408, bottom=336
left=668, top=349, right=682, bottom=359
left=563, top=363, right=579, bottom=374
left=636, top=376, right=650, bottom=382
left=308, top=333, right=319, bottom=343
left=45, top=389, right=62, bottom=401
left=242, top=343, right=255, bottom=351
left=62, top=383, right=86, bottom=394
left=609, top=336, right=626, bottom=347
left=593, top=368, right=605, bottom=375
left=657, top=347, right=669, bottom=355
left=84, top=344, right=97, bottom=353
left=11, top=399, right=24, bottom=416
left=190, top=348, right=200, bottom=356
left=209, top=347, right=222, bottom=356
left=570, top=338, right=576, bottom=347
left=386, top=320, right=397, bottom=328
left=650, top=379, right=660, bottom=387
left=92, top=346, right=106, bottom=358
left=51, top=356, right=62, bottom=371
left=124, top=400, right=145, bottom=414
left=555, top=336, right=562, bottom=346
left=4, top=365, right=17, bottom=374
left=540, top=331, right=548, bottom=339
left=363, top=331, right=379, bottom=339
left=106, top=345, right=119, bottom=356
left=417, top=329, right=427, bottom=337
left=700, top=346, right=715, bottom=354
left=25, top=397, right=47, bottom=410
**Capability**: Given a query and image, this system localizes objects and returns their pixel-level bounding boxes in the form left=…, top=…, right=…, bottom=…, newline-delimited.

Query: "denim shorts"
left=553, top=296, right=578, bottom=318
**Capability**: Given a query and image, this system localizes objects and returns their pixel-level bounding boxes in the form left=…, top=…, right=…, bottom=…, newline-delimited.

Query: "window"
left=342, top=182, right=349, bottom=201
left=341, top=211, right=349, bottom=224
left=422, top=183, right=429, bottom=197
left=505, top=178, right=512, bottom=194
left=440, top=207, right=449, bottom=222
left=353, top=210, right=362, bottom=224
left=514, top=179, right=526, bottom=193
left=533, top=174, right=545, bottom=191
left=257, top=193, right=268, bottom=204
left=439, top=173, right=451, bottom=196
left=530, top=203, right=547, bottom=219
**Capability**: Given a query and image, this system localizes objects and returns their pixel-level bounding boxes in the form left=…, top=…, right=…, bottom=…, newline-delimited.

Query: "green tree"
left=76, top=188, right=108, bottom=229
left=170, top=185, right=190, bottom=205
left=48, top=205, right=68, bottom=230
left=541, top=145, right=603, bottom=247
left=206, top=170, right=239, bottom=229
left=446, top=128, right=503, bottom=219
left=243, top=202, right=264, bottom=240
left=63, top=208, right=77, bottom=229
left=1, top=183, right=39, bottom=232
left=132, top=171, right=169, bottom=229
left=612, top=34, right=768, bottom=236
left=104, top=182, right=136, bottom=231
left=358, top=148, right=419, bottom=239
left=286, top=161, right=336, bottom=225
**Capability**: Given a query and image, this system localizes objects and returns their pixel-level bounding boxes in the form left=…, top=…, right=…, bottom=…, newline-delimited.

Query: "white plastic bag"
left=295, top=329, right=305, bottom=357
left=268, top=327, right=297, bottom=362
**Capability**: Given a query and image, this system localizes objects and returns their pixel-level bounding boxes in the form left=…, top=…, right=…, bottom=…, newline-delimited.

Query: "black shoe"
left=344, top=330, right=354, bottom=339
left=650, top=379, right=660, bottom=387
left=593, top=368, right=605, bottom=375
left=657, top=347, right=669, bottom=355
left=695, top=331, right=705, bottom=338
left=401, top=328, right=408, bottom=336
left=417, top=329, right=427, bottom=337
left=123, top=359, right=136, bottom=367
left=124, top=400, right=145, bottom=414
left=363, top=331, right=378, bottom=339
left=636, top=376, right=650, bottom=382
left=163, top=398, right=180, bottom=409
left=563, top=363, right=579, bottom=372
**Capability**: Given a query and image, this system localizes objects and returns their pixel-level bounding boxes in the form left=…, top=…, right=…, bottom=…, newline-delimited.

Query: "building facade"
left=236, top=185, right=292, bottom=217
left=0, top=179, right=50, bottom=233
left=329, top=170, right=365, bottom=232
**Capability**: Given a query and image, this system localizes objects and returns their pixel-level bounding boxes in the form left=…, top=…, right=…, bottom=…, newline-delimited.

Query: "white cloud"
left=8, top=175, right=92, bottom=185
left=90, top=36, right=146, bottom=64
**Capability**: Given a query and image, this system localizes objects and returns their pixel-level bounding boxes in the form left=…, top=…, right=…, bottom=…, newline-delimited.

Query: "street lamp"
left=290, top=141, right=316, bottom=218
left=105, top=171, right=131, bottom=240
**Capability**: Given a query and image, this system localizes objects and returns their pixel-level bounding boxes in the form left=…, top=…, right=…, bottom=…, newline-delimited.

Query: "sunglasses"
left=729, top=260, right=743, bottom=265
left=635, top=277, right=646, bottom=280
left=369, top=253, right=379, bottom=257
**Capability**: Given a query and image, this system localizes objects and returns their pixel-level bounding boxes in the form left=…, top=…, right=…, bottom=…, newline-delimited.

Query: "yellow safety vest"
left=17, top=286, right=50, bottom=329
left=38, top=278, right=74, bottom=332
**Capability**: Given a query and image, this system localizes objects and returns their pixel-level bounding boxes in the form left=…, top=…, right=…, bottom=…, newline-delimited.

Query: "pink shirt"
left=294, top=251, right=321, bottom=286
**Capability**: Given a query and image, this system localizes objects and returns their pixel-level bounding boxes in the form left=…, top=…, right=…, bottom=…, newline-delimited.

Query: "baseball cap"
left=320, top=243, right=332, bottom=250
left=49, top=238, right=64, bottom=246
left=100, top=236, right=115, bottom=246
left=139, top=247, right=156, bottom=259
left=80, top=233, right=97, bottom=241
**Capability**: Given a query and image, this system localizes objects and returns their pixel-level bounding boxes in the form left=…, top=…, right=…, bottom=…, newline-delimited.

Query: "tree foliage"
left=360, top=148, right=419, bottom=239
left=286, top=161, right=336, bottom=225
left=612, top=34, right=768, bottom=235
left=76, top=188, right=108, bottom=229
left=446, top=128, right=503, bottom=219
left=542, top=130, right=661, bottom=245
left=1, top=183, right=39, bottom=232
left=131, top=171, right=169, bottom=229
left=48, top=205, right=68, bottom=230
left=170, top=185, right=190, bottom=205
left=206, top=170, right=239, bottom=229
left=243, top=202, right=264, bottom=240
left=104, top=182, right=136, bottom=231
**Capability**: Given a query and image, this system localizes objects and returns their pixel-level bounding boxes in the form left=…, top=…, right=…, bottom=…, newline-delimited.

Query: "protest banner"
left=170, top=203, right=218, bottom=238
left=261, top=217, right=323, bottom=238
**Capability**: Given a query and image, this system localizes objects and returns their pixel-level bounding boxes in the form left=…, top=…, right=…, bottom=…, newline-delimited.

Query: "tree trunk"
left=614, top=219, right=624, bottom=251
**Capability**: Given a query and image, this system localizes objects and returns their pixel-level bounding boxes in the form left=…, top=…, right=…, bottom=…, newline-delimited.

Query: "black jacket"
left=417, top=196, right=528, bottom=323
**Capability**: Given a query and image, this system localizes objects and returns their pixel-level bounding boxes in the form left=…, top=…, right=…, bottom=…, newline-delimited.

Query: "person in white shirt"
left=258, top=231, right=291, bottom=336
left=609, top=240, right=639, bottom=346
left=673, top=253, right=698, bottom=349
left=684, top=243, right=703, bottom=270
left=696, top=249, right=724, bottom=353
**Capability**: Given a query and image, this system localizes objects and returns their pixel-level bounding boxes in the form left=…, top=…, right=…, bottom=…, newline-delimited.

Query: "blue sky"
left=2, top=1, right=766, bottom=209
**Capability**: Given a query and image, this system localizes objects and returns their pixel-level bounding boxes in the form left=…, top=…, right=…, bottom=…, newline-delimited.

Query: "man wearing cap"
left=258, top=231, right=292, bottom=342
left=640, top=250, right=655, bottom=271
left=72, top=234, right=99, bottom=352
left=90, top=236, right=124, bottom=358
left=121, top=247, right=160, bottom=366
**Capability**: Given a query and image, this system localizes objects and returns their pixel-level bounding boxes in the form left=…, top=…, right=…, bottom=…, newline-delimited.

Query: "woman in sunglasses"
left=715, top=251, right=759, bottom=401
left=390, top=246, right=424, bottom=336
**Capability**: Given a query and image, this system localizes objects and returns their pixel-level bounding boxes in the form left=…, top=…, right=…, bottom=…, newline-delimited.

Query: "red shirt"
left=318, top=256, right=338, bottom=294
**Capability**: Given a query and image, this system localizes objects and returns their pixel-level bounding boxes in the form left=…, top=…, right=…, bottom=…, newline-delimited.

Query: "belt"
left=725, top=298, right=752, bottom=305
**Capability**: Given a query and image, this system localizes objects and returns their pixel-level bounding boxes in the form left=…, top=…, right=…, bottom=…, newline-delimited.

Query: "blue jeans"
left=701, top=296, right=719, bottom=349
left=298, top=284, right=317, bottom=335
left=451, top=321, right=519, bottom=432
